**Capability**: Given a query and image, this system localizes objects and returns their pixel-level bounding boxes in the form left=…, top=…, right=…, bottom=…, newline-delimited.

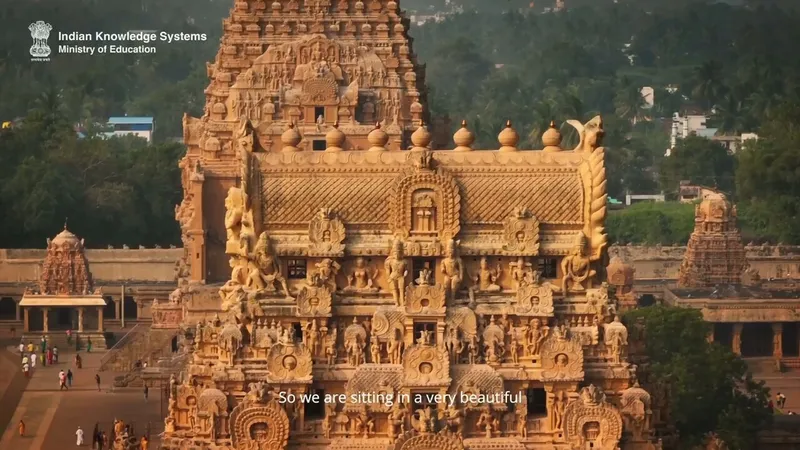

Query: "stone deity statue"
left=561, top=232, right=596, bottom=293
left=384, top=239, right=408, bottom=306
left=441, top=239, right=464, bottom=300
left=473, top=257, right=502, bottom=292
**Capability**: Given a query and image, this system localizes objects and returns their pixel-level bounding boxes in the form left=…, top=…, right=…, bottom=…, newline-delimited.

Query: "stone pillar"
left=42, top=307, right=49, bottom=333
left=188, top=170, right=207, bottom=283
left=15, top=298, right=20, bottom=321
left=23, top=308, right=29, bottom=332
left=732, top=323, right=743, bottom=355
left=773, top=323, right=783, bottom=359
left=78, top=307, right=84, bottom=332
left=98, top=307, right=104, bottom=332
left=135, top=298, right=143, bottom=319
left=114, top=298, right=121, bottom=320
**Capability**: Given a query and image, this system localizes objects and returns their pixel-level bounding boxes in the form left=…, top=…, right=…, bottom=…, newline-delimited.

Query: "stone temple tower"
left=177, top=0, right=435, bottom=283
left=678, top=192, right=748, bottom=288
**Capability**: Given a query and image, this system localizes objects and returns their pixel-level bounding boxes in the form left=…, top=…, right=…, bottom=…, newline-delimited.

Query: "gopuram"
left=667, top=192, right=800, bottom=363
left=164, top=1, right=661, bottom=450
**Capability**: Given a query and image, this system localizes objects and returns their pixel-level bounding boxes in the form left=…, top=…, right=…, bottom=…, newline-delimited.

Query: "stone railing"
left=99, top=324, right=143, bottom=370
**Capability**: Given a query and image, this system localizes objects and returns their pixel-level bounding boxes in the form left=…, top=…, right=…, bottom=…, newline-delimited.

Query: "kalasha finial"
left=461, top=119, right=467, bottom=128
left=288, top=122, right=295, bottom=129
left=506, top=120, right=512, bottom=128
left=375, top=122, right=381, bottom=129
left=64, top=217, right=68, bottom=230
left=549, top=120, right=556, bottom=128
left=333, top=120, right=340, bottom=128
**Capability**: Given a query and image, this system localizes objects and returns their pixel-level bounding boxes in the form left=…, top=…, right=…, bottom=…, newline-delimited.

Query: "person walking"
left=22, top=362, right=29, bottom=377
left=40, top=335, right=46, bottom=353
left=101, top=431, right=108, bottom=449
left=59, top=370, right=68, bottom=390
left=75, top=353, right=83, bottom=369
left=53, top=346, right=59, bottom=363
left=92, top=423, right=99, bottom=449
left=47, top=347, right=53, bottom=365
left=140, top=435, right=149, bottom=450
left=30, top=352, right=37, bottom=370
left=143, top=384, right=149, bottom=401
left=27, top=342, right=34, bottom=353
left=95, top=373, right=101, bottom=392
left=87, top=338, right=93, bottom=353
left=67, top=369, right=73, bottom=387
left=18, top=341, right=24, bottom=355
left=76, top=426, right=85, bottom=446
left=18, top=420, right=25, bottom=437
left=66, top=328, right=72, bottom=345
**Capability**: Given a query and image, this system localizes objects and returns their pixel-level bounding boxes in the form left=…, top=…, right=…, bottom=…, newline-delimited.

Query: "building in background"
left=105, top=116, right=155, bottom=142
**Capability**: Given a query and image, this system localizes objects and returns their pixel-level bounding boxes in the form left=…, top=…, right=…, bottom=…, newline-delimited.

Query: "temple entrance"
left=714, top=323, right=733, bottom=349
left=0, top=297, right=15, bottom=320
left=54, top=308, right=73, bottom=329
left=783, top=323, right=799, bottom=357
left=28, top=307, right=43, bottom=331
left=741, top=323, right=774, bottom=357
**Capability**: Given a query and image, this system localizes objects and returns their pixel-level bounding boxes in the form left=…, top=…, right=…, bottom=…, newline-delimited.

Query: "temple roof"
left=50, top=226, right=81, bottom=247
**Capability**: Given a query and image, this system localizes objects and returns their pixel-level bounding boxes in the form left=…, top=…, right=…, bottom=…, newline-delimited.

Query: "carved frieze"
left=371, top=307, right=405, bottom=340
left=514, top=284, right=555, bottom=316
left=390, top=152, right=461, bottom=242
left=308, top=208, right=346, bottom=257
left=393, top=431, right=464, bottom=450
left=229, top=394, right=290, bottom=450
left=403, top=343, right=451, bottom=387
left=266, top=342, right=314, bottom=383
left=502, top=207, right=540, bottom=255
left=562, top=385, right=623, bottom=450
left=295, top=285, right=333, bottom=316
left=404, top=283, right=446, bottom=315
left=540, top=332, right=585, bottom=381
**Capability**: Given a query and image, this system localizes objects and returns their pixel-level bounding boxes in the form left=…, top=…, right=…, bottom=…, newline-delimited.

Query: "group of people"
left=18, top=337, right=59, bottom=377
left=76, top=419, right=150, bottom=449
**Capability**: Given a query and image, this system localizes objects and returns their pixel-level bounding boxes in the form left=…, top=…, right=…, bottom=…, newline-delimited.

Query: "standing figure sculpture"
left=441, top=239, right=464, bottom=301
left=561, top=232, right=596, bottom=294
left=385, top=238, right=408, bottom=306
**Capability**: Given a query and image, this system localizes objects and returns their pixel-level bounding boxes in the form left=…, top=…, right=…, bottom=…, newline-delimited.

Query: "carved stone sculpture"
left=502, top=207, right=540, bottom=254
left=561, top=231, right=597, bottom=294
left=344, top=257, right=379, bottom=293
left=441, top=239, right=464, bottom=301
left=472, top=257, right=502, bottom=292
left=384, top=238, right=408, bottom=306
left=308, top=208, right=346, bottom=256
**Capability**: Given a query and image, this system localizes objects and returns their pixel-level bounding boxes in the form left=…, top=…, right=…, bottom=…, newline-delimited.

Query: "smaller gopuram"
left=677, top=191, right=747, bottom=288
left=667, top=193, right=800, bottom=363
left=19, top=226, right=108, bottom=348
left=607, top=255, right=637, bottom=312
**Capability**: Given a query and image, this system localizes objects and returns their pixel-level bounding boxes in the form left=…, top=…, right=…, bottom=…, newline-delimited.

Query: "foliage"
left=607, top=202, right=695, bottom=245
left=623, top=306, right=771, bottom=449
left=659, top=135, right=736, bottom=197
left=735, top=102, right=800, bottom=244
left=0, top=92, right=181, bottom=248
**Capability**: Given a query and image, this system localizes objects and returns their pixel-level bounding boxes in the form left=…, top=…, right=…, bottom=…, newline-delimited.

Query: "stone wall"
left=0, top=248, right=182, bottom=283
left=610, top=245, right=800, bottom=280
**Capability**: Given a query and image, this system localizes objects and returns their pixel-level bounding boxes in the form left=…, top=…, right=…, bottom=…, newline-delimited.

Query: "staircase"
left=100, top=325, right=179, bottom=372
left=21, top=331, right=108, bottom=351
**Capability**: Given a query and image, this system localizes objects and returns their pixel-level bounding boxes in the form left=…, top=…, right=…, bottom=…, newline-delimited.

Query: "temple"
left=19, top=226, right=108, bottom=349
left=161, top=3, right=663, bottom=450
left=666, top=192, right=800, bottom=366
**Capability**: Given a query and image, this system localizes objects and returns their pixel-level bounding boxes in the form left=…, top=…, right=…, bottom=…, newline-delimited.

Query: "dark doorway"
left=123, top=296, right=138, bottom=319
left=413, top=322, right=436, bottom=345
left=714, top=323, right=733, bottom=350
left=55, top=308, right=72, bottom=329
left=314, top=106, right=325, bottom=121
left=412, top=259, right=435, bottom=284
left=741, top=323, right=773, bottom=357
left=526, top=388, right=547, bottom=416
left=0, top=297, right=15, bottom=320
left=305, top=388, right=326, bottom=419
left=103, top=296, right=116, bottom=319
left=783, top=323, right=799, bottom=357
left=171, top=336, right=179, bottom=353
left=312, top=140, right=326, bottom=151
left=638, top=294, right=656, bottom=307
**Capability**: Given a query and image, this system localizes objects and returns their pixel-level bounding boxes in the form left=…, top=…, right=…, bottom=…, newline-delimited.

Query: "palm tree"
left=691, top=61, right=726, bottom=111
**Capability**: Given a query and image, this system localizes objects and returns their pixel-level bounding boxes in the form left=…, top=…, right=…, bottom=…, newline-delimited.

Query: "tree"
left=624, top=306, right=771, bottom=449
left=607, top=202, right=694, bottom=244
left=660, top=136, right=736, bottom=197
left=736, top=101, right=800, bottom=243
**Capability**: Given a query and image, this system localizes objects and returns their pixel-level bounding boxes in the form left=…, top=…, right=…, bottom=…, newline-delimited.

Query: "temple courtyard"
left=0, top=337, right=164, bottom=449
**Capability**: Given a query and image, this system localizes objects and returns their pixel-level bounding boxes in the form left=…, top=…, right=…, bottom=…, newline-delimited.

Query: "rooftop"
left=671, top=285, right=800, bottom=300
left=107, top=116, right=154, bottom=125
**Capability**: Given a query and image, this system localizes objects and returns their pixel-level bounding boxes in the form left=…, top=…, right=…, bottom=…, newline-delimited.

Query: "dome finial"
left=498, top=120, right=519, bottom=152
left=542, top=120, right=563, bottom=152
left=453, top=119, right=475, bottom=152
left=461, top=119, right=467, bottom=128
left=64, top=218, right=68, bottom=230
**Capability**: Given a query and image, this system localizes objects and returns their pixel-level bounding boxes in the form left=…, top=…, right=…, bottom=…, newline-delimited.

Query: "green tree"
left=736, top=101, right=800, bottom=243
left=660, top=136, right=736, bottom=197
left=607, top=202, right=694, bottom=244
left=624, top=306, right=771, bottom=449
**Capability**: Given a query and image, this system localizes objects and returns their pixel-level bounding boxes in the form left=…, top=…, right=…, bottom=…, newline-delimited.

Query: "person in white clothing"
left=18, top=342, right=24, bottom=354
left=30, top=353, right=37, bottom=368
left=75, top=426, right=84, bottom=445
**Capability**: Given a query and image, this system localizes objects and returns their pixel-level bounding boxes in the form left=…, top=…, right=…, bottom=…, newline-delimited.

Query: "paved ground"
left=0, top=340, right=165, bottom=449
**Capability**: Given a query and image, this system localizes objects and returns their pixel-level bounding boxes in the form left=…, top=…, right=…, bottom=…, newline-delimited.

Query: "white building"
left=105, top=117, right=155, bottom=143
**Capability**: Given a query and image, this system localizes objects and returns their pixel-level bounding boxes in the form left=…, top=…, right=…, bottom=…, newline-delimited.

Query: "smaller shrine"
left=19, top=226, right=108, bottom=348
left=666, top=193, right=800, bottom=363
